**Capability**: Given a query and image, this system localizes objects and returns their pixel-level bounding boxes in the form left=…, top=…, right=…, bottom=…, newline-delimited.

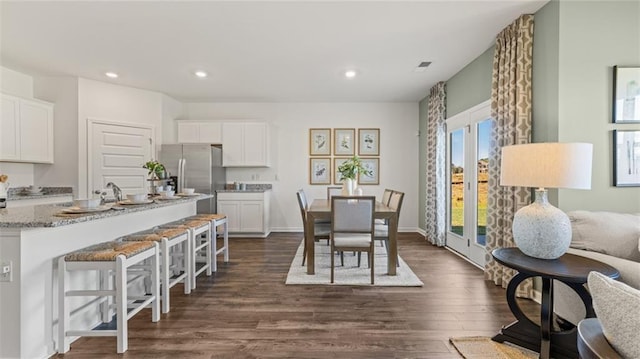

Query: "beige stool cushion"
left=65, top=241, right=155, bottom=262
left=124, top=233, right=164, bottom=242
left=182, top=219, right=210, bottom=229
left=193, top=213, right=226, bottom=221
left=153, top=227, right=189, bottom=239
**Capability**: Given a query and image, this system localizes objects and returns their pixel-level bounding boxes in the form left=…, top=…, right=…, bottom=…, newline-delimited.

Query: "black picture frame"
left=613, top=130, right=640, bottom=187
left=613, top=66, right=640, bottom=123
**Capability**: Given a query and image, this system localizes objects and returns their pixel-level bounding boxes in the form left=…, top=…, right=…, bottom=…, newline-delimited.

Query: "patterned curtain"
left=425, top=82, right=447, bottom=246
left=484, top=14, right=534, bottom=297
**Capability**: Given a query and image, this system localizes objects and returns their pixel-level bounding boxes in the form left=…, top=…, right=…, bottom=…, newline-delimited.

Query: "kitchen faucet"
left=106, top=182, right=123, bottom=202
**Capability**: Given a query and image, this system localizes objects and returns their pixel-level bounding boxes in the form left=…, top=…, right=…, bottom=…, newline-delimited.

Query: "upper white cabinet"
left=222, top=122, right=270, bottom=167
left=0, top=94, right=54, bottom=163
left=177, top=121, right=222, bottom=144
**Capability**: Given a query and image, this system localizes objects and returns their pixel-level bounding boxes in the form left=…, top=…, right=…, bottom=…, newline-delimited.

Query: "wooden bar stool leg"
left=57, top=256, right=69, bottom=354
left=100, top=269, right=110, bottom=323
left=160, top=239, right=170, bottom=314
left=150, top=247, right=160, bottom=322
left=116, top=256, right=127, bottom=353
left=222, top=221, right=229, bottom=263
left=211, top=222, right=218, bottom=272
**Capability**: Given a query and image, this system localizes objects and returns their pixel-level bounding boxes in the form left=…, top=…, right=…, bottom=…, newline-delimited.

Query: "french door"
left=445, top=101, right=491, bottom=267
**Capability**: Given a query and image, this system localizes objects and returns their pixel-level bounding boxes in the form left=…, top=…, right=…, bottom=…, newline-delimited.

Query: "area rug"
left=449, top=337, right=538, bottom=359
left=285, top=240, right=423, bottom=286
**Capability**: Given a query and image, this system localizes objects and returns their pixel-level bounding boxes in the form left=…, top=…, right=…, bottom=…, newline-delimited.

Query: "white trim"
left=444, top=246, right=484, bottom=270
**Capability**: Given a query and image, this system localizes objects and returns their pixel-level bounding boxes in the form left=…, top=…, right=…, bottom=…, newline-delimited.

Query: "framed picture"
left=309, top=128, right=331, bottom=155
left=309, top=157, right=331, bottom=185
left=358, top=128, right=380, bottom=156
left=613, top=130, right=640, bottom=187
left=358, top=158, right=379, bottom=185
left=613, top=66, right=640, bottom=123
left=333, top=157, right=350, bottom=184
left=333, top=128, right=355, bottom=156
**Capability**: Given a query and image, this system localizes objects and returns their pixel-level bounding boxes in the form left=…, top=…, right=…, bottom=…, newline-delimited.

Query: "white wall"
left=33, top=77, right=80, bottom=192
left=0, top=66, right=35, bottom=186
left=77, top=78, right=164, bottom=196
left=161, top=94, right=184, bottom=145
left=183, top=102, right=420, bottom=232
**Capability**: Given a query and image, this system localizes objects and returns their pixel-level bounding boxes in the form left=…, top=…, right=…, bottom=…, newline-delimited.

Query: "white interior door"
left=89, top=120, right=153, bottom=198
left=445, top=101, right=491, bottom=268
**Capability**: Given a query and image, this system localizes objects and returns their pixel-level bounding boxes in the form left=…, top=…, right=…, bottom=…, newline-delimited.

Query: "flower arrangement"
left=337, top=156, right=372, bottom=181
left=143, top=160, right=165, bottom=178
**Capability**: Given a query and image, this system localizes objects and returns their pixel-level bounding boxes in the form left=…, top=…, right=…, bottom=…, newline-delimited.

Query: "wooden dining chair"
left=375, top=188, right=395, bottom=226
left=330, top=196, right=376, bottom=284
left=296, top=190, right=330, bottom=266
left=374, top=190, right=404, bottom=266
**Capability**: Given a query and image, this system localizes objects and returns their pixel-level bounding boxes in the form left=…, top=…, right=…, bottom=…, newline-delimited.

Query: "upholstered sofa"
left=553, top=211, right=640, bottom=326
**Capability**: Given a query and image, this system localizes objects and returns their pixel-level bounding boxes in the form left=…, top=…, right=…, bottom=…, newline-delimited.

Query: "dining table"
left=305, top=198, right=399, bottom=276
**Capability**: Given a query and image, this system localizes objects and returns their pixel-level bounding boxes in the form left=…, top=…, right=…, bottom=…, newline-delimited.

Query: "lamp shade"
left=500, top=142, right=593, bottom=189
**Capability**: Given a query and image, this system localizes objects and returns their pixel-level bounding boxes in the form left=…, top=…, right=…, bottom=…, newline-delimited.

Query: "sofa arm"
left=553, top=248, right=640, bottom=325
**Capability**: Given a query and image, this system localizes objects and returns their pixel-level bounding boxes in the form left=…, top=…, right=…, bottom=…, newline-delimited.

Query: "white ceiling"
left=0, top=1, right=548, bottom=103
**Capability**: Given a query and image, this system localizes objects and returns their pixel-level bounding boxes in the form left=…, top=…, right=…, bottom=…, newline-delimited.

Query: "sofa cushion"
left=588, top=271, right=640, bottom=359
left=568, top=211, right=640, bottom=262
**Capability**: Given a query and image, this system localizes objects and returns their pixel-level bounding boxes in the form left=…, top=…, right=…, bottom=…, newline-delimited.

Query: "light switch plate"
left=0, top=261, right=12, bottom=282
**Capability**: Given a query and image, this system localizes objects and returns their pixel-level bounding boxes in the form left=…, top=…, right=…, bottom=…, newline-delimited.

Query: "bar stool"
left=159, top=218, right=212, bottom=289
left=58, top=240, right=160, bottom=354
left=190, top=213, right=229, bottom=271
left=123, top=226, right=191, bottom=313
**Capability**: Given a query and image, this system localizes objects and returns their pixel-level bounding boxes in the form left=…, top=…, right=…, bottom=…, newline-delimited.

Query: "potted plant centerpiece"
left=337, top=155, right=371, bottom=195
left=143, top=160, right=166, bottom=179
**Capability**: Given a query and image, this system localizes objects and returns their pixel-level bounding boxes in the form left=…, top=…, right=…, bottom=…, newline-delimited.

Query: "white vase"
left=342, top=178, right=355, bottom=195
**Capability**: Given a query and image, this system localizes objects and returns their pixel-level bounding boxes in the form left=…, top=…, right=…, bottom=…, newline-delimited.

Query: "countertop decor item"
left=500, top=142, right=593, bottom=259
left=143, top=160, right=166, bottom=179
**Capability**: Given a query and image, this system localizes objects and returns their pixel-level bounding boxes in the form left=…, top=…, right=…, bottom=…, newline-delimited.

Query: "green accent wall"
left=445, top=46, right=494, bottom=118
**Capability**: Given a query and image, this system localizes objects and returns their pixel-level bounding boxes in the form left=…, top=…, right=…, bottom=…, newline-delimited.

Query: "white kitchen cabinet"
left=177, top=121, right=222, bottom=144
left=217, top=191, right=270, bottom=237
left=0, top=93, right=54, bottom=163
left=221, top=122, right=269, bottom=167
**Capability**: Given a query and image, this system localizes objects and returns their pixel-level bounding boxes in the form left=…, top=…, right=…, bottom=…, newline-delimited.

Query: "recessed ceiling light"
left=345, top=70, right=357, bottom=78
left=105, top=72, right=118, bottom=78
left=194, top=71, right=208, bottom=78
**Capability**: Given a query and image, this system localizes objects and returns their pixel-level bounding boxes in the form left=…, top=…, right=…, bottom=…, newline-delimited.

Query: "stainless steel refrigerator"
left=160, top=144, right=226, bottom=214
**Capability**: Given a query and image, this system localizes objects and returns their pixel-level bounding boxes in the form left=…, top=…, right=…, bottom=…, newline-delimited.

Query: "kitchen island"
left=0, top=194, right=211, bottom=359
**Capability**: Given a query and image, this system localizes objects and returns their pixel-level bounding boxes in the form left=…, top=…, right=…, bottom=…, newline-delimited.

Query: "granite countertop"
left=8, top=186, right=73, bottom=201
left=217, top=183, right=272, bottom=193
left=0, top=194, right=212, bottom=228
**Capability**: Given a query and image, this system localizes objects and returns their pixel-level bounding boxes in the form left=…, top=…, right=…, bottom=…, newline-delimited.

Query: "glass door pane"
left=476, top=119, right=491, bottom=246
left=449, top=129, right=464, bottom=236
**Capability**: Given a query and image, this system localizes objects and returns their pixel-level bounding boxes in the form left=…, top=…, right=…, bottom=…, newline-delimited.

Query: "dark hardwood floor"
left=57, top=232, right=538, bottom=358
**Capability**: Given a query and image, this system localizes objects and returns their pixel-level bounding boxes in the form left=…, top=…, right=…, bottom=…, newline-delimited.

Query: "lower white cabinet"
left=217, top=191, right=270, bottom=237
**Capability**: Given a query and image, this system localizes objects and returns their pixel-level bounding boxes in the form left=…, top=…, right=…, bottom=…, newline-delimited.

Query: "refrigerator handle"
left=179, top=158, right=186, bottom=193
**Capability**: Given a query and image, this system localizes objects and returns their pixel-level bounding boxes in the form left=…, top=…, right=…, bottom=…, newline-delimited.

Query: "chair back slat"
left=296, top=190, right=308, bottom=231
left=331, top=196, right=375, bottom=233
left=382, top=189, right=393, bottom=206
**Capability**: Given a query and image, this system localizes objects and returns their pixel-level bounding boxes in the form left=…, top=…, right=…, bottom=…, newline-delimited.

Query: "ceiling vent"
left=413, top=62, right=432, bottom=73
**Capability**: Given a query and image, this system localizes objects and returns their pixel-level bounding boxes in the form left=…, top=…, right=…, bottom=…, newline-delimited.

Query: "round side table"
left=491, top=247, right=619, bottom=359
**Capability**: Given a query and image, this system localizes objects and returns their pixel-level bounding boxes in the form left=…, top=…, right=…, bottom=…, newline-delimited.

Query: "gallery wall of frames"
left=308, top=128, right=380, bottom=185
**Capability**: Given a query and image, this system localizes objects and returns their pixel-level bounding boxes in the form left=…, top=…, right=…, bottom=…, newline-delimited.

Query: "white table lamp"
left=500, top=143, right=593, bottom=259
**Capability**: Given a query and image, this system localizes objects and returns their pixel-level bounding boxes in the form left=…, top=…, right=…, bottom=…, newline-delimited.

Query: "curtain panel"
left=484, top=14, right=534, bottom=297
left=425, top=82, right=447, bottom=247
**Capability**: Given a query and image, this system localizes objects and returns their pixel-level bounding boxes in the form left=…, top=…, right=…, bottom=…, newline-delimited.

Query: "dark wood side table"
left=491, top=248, right=619, bottom=359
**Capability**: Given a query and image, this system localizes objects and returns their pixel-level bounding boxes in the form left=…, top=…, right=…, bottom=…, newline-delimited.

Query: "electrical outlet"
left=0, top=261, right=12, bottom=282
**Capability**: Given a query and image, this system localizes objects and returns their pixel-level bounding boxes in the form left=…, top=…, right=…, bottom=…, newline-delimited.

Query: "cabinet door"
left=199, top=122, right=222, bottom=144
left=217, top=200, right=241, bottom=232
left=177, top=122, right=200, bottom=143
left=222, top=122, right=244, bottom=166
left=19, top=100, right=53, bottom=163
left=240, top=201, right=264, bottom=232
left=0, top=95, right=20, bottom=161
left=243, top=123, right=268, bottom=166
